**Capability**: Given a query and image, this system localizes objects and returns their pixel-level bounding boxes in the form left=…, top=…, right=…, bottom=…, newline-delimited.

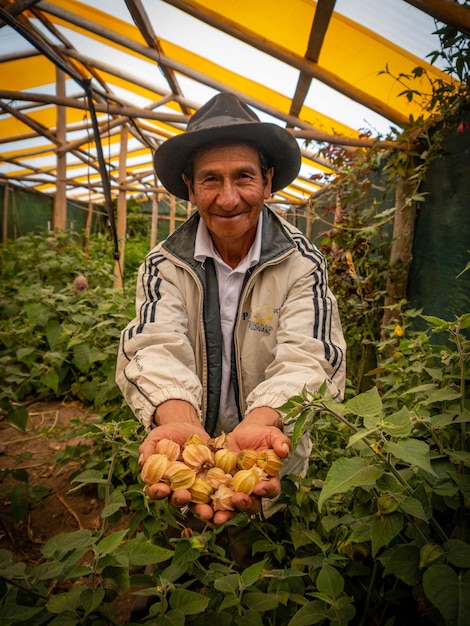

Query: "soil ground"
left=0, top=399, right=134, bottom=622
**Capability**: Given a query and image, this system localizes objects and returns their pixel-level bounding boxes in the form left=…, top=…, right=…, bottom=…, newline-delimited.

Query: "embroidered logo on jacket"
left=246, top=304, right=274, bottom=335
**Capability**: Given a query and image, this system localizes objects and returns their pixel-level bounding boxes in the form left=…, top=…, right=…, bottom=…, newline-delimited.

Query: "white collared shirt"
left=194, top=214, right=263, bottom=434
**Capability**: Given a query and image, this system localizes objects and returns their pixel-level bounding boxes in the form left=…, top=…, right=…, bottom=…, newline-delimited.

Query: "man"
left=116, top=92, right=346, bottom=525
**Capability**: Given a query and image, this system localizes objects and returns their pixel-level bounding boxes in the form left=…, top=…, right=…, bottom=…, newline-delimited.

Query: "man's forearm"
left=154, top=399, right=201, bottom=427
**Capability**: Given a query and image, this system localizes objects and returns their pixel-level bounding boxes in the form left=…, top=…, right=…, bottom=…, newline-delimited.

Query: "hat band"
left=190, top=115, right=257, bottom=132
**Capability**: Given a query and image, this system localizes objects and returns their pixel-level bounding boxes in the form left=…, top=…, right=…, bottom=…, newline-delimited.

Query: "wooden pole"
left=53, top=67, right=67, bottom=231
left=150, top=192, right=159, bottom=249
left=382, top=177, right=417, bottom=329
left=2, top=180, right=9, bottom=243
left=169, top=194, right=176, bottom=234
left=114, top=125, right=128, bottom=289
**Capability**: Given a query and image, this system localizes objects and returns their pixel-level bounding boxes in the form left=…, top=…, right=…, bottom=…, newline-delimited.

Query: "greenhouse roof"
left=0, top=0, right=468, bottom=205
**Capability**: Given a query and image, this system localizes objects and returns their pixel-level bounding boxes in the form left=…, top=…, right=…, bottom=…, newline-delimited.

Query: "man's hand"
left=140, top=399, right=209, bottom=507
left=142, top=404, right=291, bottom=525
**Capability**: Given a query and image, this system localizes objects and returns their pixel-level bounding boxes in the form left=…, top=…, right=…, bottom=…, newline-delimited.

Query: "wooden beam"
left=0, top=90, right=398, bottom=149
left=38, top=0, right=408, bottom=126
left=290, top=0, right=336, bottom=120
left=0, top=90, right=190, bottom=124
left=114, top=125, right=128, bottom=289
left=403, top=0, right=470, bottom=37
left=53, top=67, right=67, bottom=230
left=124, top=0, right=190, bottom=113
left=0, top=0, right=41, bottom=27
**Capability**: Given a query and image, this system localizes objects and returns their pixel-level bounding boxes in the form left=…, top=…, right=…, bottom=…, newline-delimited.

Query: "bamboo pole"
left=382, top=177, right=417, bottom=329
left=114, top=125, right=128, bottom=289
left=2, top=180, right=9, bottom=244
left=53, top=67, right=67, bottom=230
left=150, top=192, right=159, bottom=250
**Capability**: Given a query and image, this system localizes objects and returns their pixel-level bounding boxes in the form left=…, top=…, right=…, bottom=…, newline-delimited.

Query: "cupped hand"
left=138, top=422, right=209, bottom=466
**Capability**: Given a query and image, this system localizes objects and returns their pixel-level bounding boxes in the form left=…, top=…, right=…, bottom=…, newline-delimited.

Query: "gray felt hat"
left=154, top=92, right=301, bottom=200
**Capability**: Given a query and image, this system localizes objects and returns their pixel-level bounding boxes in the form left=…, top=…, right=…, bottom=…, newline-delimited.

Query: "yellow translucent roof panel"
left=0, top=56, right=56, bottom=92
left=40, top=0, right=359, bottom=137
left=198, top=0, right=452, bottom=122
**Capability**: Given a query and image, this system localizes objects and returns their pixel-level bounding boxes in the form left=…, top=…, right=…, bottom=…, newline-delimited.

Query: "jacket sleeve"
left=115, top=250, right=203, bottom=431
left=244, top=244, right=346, bottom=430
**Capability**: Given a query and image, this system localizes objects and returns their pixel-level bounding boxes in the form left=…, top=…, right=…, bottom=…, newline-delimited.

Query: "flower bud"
left=232, top=468, right=258, bottom=495
left=184, top=434, right=206, bottom=447
left=141, top=454, right=169, bottom=485
left=164, top=461, right=196, bottom=490
left=189, top=477, right=214, bottom=504
left=206, top=467, right=233, bottom=489
left=236, top=449, right=258, bottom=470
left=155, top=438, right=181, bottom=461
left=256, top=449, right=283, bottom=476
left=212, top=484, right=235, bottom=511
left=182, top=443, right=215, bottom=472
left=214, top=448, right=238, bottom=474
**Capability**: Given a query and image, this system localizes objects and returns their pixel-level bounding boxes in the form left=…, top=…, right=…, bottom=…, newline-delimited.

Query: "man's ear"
left=263, top=167, right=274, bottom=199
left=182, top=173, right=196, bottom=203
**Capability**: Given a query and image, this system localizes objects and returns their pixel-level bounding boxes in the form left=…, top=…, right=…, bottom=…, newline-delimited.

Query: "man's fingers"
left=144, top=482, right=171, bottom=500
left=253, top=477, right=280, bottom=499
left=170, top=488, right=192, bottom=508
left=192, top=503, right=214, bottom=521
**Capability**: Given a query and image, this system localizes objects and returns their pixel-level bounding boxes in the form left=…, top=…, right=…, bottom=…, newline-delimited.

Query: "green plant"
left=1, top=310, right=468, bottom=625
left=0, top=232, right=134, bottom=429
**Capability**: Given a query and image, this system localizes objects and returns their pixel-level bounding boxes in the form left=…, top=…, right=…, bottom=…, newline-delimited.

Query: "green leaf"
left=381, top=544, right=420, bottom=586
left=214, top=573, right=239, bottom=594
left=421, top=387, right=461, bottom=406
left=46, top=585, right=85, bottom=613
left=42, top=370, right=59, bottom=393
left=96, top=529, right=129, bottom=555
left=371, top=512, right=404, bottom=557
left=42, top=530, right=93, bottom=559
left=244, top=591, right=280, bottom=612
left=241, top=559, right=266, bottom=588
left=46, top=319, right=63, bottom=350
left=316, top=563, right=344, bottom=597
left=346, top=387, right=382, bottom=419
left=318, top=457, right=384, bottom=511
left=400, top=496, right=429, bottom=521
left=168, top=589, right=209, bottom=615
left=118, top=539, right=174, bottom=566
left=381, top=406, right=412, bottom=438
left=446, top=450, right=470, bottom=468
left=383, top=439, right=435, bottom=475
left=445, top=539, right=470, bottom=568
left=287, top=600, right=328, bottom=625
left=7, top=405, right=29, bottom=431
left=291, top=408, right=312, bottom=449
left=73, top=343, right=91, bottom=373
left=70, top=469, right=107, bottom=487
left=423, top=565, right=470, bottom=626
left=81, top=587, right=106, bottom=616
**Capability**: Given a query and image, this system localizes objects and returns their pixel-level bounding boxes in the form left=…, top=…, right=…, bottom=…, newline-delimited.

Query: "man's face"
left=183, top=142, right=273, bottom=259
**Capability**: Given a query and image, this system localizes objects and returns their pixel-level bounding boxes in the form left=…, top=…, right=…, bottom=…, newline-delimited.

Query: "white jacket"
left=116, top=207, right=346, bottom=510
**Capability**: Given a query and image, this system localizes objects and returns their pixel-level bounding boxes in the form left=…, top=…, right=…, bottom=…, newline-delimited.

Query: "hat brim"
left=154, top=122, right=301, bottom=200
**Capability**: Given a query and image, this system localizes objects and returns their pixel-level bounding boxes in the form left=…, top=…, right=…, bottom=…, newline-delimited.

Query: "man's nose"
left=216, top=180, right=239, bottom=210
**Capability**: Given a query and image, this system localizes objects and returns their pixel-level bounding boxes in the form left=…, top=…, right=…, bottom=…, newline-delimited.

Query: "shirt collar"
left=194, top=212, right=263, bottom=270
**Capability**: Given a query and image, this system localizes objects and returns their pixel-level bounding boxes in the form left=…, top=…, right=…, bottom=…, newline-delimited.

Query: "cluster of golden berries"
left=141, top=434, right=283, bottom=512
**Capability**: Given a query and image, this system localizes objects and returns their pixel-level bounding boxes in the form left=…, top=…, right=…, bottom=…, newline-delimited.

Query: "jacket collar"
left=162, top=206, right=296, bottom=269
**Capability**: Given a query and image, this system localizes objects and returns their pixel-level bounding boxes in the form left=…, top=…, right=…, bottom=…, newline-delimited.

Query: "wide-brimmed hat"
left=154, top=92, right=301, bottom=200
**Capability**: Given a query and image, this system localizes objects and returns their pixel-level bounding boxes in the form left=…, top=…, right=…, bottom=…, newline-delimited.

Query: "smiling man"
left=116, top=92, right=346, bottom=530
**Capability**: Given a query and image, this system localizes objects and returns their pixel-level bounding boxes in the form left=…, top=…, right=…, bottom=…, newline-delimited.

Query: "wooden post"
left=114, top=125, right=128, bottom=289
left=2, top=180, right=9, bottom=244
left=382, top=177, right=417, bottom=329
left=169, top=194, right=176, bottom=234
left=150, top=192, right=159, bottom=249
left=53, top=68, right=67, bottom=231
